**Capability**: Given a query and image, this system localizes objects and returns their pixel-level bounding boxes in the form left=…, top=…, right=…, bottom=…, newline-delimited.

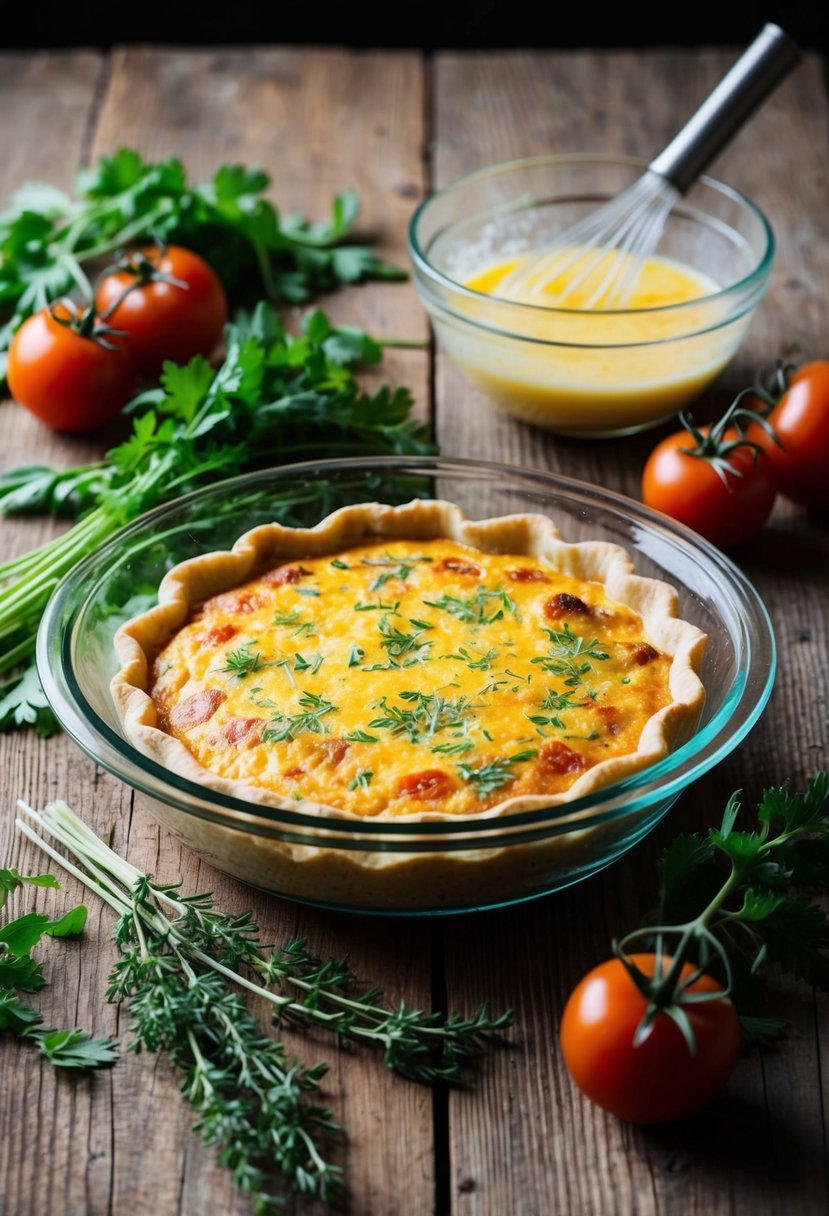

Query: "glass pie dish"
left=38, top=456, right=776, bottom=915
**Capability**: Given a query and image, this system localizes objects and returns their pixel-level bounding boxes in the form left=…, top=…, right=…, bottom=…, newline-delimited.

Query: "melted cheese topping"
left=150, top=539, right=672, bottom=816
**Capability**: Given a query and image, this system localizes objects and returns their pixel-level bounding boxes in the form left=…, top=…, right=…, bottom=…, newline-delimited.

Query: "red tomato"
left=560, top=953, right=741, bottom=1124
left=7, top=304, right=134, bottom=433
left=642, top=426, right=778, bottom=549
left=748, top=361, right=829, bottom=511
left=95, top=245, right=228, bottom=375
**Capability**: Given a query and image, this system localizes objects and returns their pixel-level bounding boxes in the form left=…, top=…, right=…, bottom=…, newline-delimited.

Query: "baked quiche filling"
left=149, top=537, right=675, bottom=817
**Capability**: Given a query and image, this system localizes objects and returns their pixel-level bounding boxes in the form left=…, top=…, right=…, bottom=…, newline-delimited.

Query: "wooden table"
left=1, top=45, right=827, bottom=1216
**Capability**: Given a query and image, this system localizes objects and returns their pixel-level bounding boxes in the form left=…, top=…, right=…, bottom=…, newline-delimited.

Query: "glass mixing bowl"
left=39, top=457, right=775, bottom=915
left=409, top=155, right=775, bottom=437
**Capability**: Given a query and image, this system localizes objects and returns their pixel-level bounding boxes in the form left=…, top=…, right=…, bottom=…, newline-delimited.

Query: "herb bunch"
left=0, top=146, right=405, bottom=376
left=16, top=800, right=510, bottom=1210
left=0, top=303, right=431, bottom=736
left=616, top=773, right=829, bottom=1048
left=0, top=867, right=117, bottom=1069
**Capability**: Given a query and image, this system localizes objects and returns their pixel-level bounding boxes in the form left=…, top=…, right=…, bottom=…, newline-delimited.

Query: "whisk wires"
left=495, top=171, right=680, bottom=310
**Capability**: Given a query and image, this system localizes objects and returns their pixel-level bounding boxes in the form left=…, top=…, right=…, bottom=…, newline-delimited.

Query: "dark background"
left=2, top=2, right=826, bottom=51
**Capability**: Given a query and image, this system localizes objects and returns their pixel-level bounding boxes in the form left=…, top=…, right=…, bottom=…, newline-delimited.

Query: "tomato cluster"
left=641, top=362, right=829, bottom=548
left=7, top=246, right=227, bottom=433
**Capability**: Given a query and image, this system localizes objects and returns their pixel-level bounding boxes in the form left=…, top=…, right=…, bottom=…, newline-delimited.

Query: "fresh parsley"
left=0, top=147, right=406, bottom=379
left=0, top=869, right=116, bottom=1071
left=615, top=773, right=829, bottom=1050
left=0, top=302, right=432, bottom=734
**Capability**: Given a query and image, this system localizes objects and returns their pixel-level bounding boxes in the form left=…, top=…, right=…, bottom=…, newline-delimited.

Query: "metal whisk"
left=496, top=24, right=799, bottom=309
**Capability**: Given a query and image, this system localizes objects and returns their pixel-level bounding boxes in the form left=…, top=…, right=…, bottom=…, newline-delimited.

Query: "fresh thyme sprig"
left=16, top=802, right=511, bottom=1080
left=614, top=773, right=829, bottom=1050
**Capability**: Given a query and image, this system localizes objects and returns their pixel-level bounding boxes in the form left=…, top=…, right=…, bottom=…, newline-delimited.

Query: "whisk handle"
left=649, top=23, right=800, bottom=194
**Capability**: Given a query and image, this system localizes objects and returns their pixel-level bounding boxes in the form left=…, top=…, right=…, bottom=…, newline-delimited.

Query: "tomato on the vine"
left=7, top=302, right=134, bottom=433
left=748, top=360, right=829, bottom=511
left=642, top=421, right=778, bottom=549
left=560, top=953, right=741, bottom=1124
left=95, top=245, right=228, bottom=375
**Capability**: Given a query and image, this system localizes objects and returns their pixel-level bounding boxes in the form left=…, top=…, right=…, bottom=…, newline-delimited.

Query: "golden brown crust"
left=112, top=499, right=706, bottom=822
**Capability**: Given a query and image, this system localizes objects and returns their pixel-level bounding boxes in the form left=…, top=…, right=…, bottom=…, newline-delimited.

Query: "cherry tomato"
left=748, top=361, right=829, bottom=511
left=7, top=304, right=134, bottom=433
left=95, top=245, right=228, bottom=375
left=642, top=425, right=778, bottom=549
left=560, top=953, right=741, bottom=1124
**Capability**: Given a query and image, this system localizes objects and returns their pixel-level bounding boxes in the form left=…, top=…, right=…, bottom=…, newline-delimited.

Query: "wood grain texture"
left=0, top=47, right=433, bottom=1216
left=2, top=43, right=829, bottom=1216
left=434, top=50, right=829, bottom=1216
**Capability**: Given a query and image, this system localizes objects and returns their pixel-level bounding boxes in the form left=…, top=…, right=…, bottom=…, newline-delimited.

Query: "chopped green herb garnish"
left=330, top=559, right=349, bottom=570
left=457, top=750, right=537, bottom=796
left=272, top=612, right=316, bottom=638
left=344, top=730, right=379, bottom=744
left=377, top=615, right=434, bottom=662
left=360, top=552, right=433, bottom=567
left=431, top=739, right=475, bottom=756
left=348, top=769, right=374, bottom=791
left=368, top=692, right=479, bottom=744
left=528, top=713, right=566, bottom=731
left=219, top=644, right=268, bottom=678
left=424, top=586, right=518, bottom=626
left=262, top=692, right=338, bottom=742
left=294, top=587, right=321, bottom=597
left=354, top=600, right=401, bottom=614
left=272, top=611, right=302, bottom=626
left=531, top=622, right=610, bottom=688
left=348, top=646, right=364, bottom=668
left=293, top=652, right=324, bottom=674
left=442, top=646, right=500, bottom=670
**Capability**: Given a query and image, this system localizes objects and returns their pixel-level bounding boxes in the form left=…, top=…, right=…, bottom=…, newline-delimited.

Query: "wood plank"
left=0, top=49, right=117, bottom=1216
left=1, top=47, right=433, bottom=1216
left=433, top=50, right=829, bottom=1215
left=0, top=51, right=108, bottom=559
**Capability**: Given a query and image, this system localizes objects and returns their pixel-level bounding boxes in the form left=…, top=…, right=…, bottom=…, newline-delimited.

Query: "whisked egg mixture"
left=445, top=248, right=735, bottom=434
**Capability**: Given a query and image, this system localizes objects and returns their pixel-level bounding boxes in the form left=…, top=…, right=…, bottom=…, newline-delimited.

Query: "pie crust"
left=112, top=499, right=706, bottom=826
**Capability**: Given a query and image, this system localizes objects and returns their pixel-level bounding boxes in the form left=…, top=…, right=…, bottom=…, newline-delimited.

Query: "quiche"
left=112, top=500, right=706, bottom=823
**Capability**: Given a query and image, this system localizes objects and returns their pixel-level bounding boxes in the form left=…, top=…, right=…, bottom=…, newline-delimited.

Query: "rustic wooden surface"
left=0, top=45, right=827, bottom=1216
